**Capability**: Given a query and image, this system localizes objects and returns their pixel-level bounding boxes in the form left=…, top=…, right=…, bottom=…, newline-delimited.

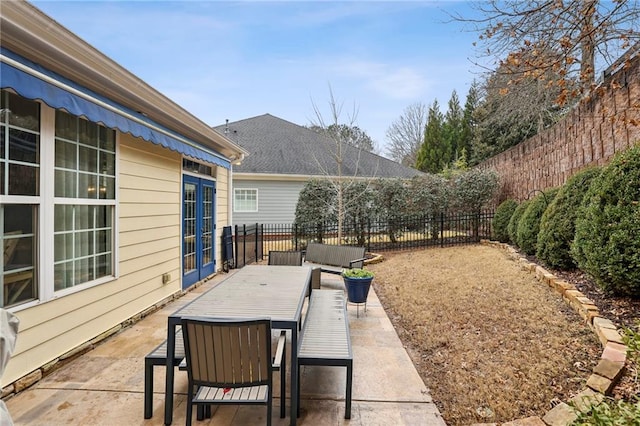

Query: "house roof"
left=215, top=114, right=423, bottom=179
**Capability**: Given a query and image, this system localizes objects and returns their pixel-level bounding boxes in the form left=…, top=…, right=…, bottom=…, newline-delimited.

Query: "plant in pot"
left=342, top=268, right=374, bottom=316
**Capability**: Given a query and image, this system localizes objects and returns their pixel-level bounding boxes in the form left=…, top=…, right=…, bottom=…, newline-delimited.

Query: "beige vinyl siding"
left=3, top=135, right=183, bottom=385
left=118, top=136, right=181, bottom=298
left=215, top=167, right=230, bottom=269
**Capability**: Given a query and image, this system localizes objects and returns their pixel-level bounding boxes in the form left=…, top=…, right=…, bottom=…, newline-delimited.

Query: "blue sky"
left=33, top=1, right=485, bottom=157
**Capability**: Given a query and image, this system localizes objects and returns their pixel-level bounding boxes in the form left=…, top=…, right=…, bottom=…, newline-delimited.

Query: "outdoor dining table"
left=163, top=264, right=311, bottom=426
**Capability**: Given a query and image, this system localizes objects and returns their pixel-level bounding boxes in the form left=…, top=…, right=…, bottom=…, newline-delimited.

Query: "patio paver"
left=4, top=269, right=445, bottom=425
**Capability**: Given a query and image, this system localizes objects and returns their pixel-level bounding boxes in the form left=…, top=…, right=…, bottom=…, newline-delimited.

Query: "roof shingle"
left=215, top=114, right=423, bottom=179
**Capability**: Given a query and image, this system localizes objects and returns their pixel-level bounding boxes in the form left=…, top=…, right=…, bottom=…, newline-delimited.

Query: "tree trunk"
left=580, top=0, right=597, bottom=91
left=337, top=180, right=343, bottom=245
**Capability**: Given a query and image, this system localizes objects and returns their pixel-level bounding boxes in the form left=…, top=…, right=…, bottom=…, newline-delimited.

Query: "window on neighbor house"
left=234, top=188, right=257, bottom=212
left=1, top=90, right=40, bottom=308
left=54, top=110, right=116, bottom=291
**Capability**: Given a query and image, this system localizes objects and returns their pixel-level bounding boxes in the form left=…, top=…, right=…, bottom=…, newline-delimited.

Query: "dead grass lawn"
left=367, top=245, right=601, bottom=425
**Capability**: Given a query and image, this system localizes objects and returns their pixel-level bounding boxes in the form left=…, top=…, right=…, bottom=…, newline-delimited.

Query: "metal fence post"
left=473, top=211, right=479, bottom=242
left=242, top=224, right=247, bottom=267
left=440, top=212, right=444, bottom=248
left=234, top=224, right=239, bottom=268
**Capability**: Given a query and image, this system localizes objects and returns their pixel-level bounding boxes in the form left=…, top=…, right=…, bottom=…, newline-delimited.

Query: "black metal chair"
left=268, top=250, right=303, bottom=266
left=267, top=250, right=319, bottom=295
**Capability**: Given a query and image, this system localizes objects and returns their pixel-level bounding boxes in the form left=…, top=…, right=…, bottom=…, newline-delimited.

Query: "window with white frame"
left=234, top=188, right=257, bottom=212
left=1, top=89, right=118, bottom=308
left=53, top=110, right=116, bottom=291
left=1, top=90, right=40, bottom=307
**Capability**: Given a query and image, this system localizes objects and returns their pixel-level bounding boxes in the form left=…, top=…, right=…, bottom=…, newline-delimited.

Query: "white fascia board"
left=232, top=173, right=372, bottom=182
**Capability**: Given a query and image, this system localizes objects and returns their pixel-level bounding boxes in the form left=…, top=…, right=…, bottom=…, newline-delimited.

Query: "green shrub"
left=450, top=168, right=500, bottom=213
left=294, top=179, right=336, bottom=242
left=342, top=268, right=374, bottom=278
left=537, top=168, right=601, bottom=269
left=571, top=397, right=640, bottom=425
left=508, top=200, right=529, bottom=248
left=516, top=188, right=559, bottom=256
left=572, top=145, right=640, bottom=296
left=492, top=199, right=518, bottom=242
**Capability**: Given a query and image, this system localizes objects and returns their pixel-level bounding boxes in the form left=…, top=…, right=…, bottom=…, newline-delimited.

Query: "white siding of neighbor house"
left=5, top=134, right=229, bottom=385
left=232, top=179, right=306, bottom=226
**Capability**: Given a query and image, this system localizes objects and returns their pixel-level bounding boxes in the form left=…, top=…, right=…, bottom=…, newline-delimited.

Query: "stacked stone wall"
left=479, top=53, right=640, bottom=202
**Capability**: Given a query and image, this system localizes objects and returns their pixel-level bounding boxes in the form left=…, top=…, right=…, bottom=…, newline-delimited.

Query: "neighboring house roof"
left=215, top=114, right=423, bottom=179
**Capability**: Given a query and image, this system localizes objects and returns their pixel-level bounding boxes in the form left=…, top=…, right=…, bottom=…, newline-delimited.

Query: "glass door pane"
left=202, top=183, right=213, bottom=266
left=182, top=176, right=215, bottom=288
left=183, top=181, right=197, bottom=276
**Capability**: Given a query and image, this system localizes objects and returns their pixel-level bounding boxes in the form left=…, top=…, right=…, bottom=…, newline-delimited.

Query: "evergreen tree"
left=443, top=91, right=464, bottom=164
left=461, top=81, right=480, bottom=165
left=415, top=100, right=448, bottom=174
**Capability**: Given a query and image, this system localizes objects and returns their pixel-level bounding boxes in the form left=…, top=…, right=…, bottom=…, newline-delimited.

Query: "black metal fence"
left=255, top=211, right=494, bottom=258
left=233, top=223, right=263, bottom=268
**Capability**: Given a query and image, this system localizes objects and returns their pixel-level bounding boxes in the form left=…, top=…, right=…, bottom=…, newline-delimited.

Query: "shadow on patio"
left=5, top=270, right=445, bottom=426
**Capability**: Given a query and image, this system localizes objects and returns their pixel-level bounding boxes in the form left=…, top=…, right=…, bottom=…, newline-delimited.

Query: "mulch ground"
left=367, top=245, right=609, bottom=425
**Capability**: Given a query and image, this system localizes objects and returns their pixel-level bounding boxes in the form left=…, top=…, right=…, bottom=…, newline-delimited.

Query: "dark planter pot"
left=343, top=276, right=373, bottom=304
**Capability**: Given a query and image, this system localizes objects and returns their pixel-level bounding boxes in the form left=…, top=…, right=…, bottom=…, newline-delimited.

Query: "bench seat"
left=297, top=290, right=352, bottom=419
left=144, top=328, right=185, bottom=419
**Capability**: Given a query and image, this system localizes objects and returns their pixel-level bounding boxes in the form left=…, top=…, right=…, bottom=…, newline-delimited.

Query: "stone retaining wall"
left=478, top=52, right=640, bottom=202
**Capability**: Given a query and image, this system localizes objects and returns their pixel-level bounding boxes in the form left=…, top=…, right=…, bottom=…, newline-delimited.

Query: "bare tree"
left=309, top=87, right=378, bottom=244
left=456, top=0, right=640, bottom=101
left=385, top=102, right=427, bottom=167
left=470, top=50, right=572, bottom=163
left=309, top=123, right=377, bottom=152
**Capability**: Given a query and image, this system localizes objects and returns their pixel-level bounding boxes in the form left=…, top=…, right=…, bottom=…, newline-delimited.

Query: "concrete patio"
left=4, top=269, right=445, bottom=426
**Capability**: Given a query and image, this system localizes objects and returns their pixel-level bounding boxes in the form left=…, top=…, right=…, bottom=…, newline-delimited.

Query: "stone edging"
left=364, top=252, right=385, bottom=265
left=481, top=240, right=627, bottom=426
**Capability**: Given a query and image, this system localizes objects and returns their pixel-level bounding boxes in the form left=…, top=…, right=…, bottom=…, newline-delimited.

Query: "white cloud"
left=367, top=67, right=431, bottom=99
left=332, top=60, right=431, bottom=100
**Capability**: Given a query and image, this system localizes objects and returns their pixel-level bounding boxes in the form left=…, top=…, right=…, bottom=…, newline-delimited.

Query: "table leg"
left=290, top=325, right=298, bottom=426
left=164, top=323, right=176, bottom=425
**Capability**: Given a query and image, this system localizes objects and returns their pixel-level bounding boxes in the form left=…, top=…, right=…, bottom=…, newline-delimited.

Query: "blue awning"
left=0, top=48, right=230, bottom=169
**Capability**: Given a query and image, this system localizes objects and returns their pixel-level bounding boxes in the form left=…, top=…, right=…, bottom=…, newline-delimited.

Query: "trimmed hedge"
left=516, top=188, right=559, bottom=256
left=572, top=145, right=640, bottom=296
left=508, top=200, right=530, bottom=248
left=537, top=167, right=601, bottom=269
left=492, top=199, right=518, bottom=243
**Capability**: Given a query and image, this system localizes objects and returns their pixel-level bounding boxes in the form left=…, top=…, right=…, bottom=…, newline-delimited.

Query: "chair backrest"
left=306, top=243, right=365, bottom=268
left=181, top=317, right=273, bottom=388
left=268, top=250, right=303, bottom=266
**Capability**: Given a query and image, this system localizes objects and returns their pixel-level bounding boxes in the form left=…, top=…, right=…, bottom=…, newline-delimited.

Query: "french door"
left=182, top=175, right=215, bottom=288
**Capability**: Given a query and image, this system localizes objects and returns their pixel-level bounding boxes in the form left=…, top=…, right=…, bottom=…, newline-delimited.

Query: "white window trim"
left=233, top=188, right=258, bottom=213
left=7, top=101, right=120, bottom=312
left=40, top=104, right=55, bottom=302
